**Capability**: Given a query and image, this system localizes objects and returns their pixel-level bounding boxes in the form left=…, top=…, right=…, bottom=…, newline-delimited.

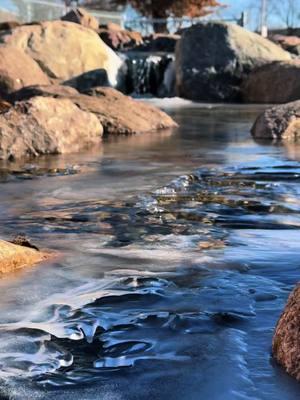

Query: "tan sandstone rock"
left=272, top=284, right=300, bottom=381
left=0, top=96, right=103, bottom=160
left=0, top=240, right=48, bottom=275
left=251, top=101, right=300, bottom=141
left=0, top=21, right=123, bottom=85
left=242, top=61, right=300, bottom=103
left=11, top=85, right=178, bottom=136
left=0, top=45, right=50, bottom=99
left=61, top=8, right=99, bottom=31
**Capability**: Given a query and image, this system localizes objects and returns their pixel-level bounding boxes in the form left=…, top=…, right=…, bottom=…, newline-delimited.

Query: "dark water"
left=0, top=101, right=299, bottom=400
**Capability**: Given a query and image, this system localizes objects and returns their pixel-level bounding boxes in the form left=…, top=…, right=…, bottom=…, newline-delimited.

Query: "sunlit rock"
left=11, top=85, right=178, bottom=136
left=0, top=45, right=50, bottom=100
left=0, top=96, right=103, bottom=160
left=0, top=239, right=48, bottom=275
left=251, top=101, right=300, bottom=140
left=61, top=7, right=99, bottom=31
left=0, top=21, right=123, bottom=86
left=272, top=283, right=300, bottom=381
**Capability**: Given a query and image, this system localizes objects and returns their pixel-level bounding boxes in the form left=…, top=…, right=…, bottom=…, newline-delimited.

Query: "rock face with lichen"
left=251, top=101, right=300, bottom=140
left=272, top=284, right=300, bottom=381
left=0, top=239, right=48, bottom=275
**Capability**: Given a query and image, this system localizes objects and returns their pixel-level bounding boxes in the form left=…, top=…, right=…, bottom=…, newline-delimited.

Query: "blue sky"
left=2, top=0, right=300, bottom=30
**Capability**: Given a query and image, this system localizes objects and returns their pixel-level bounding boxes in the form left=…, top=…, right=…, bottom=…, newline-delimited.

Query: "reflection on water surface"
left=0, top=103, right=299, bottom=400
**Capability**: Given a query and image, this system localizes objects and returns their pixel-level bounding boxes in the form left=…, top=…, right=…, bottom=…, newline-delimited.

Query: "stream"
left=0, top=101, right=299, bottom=399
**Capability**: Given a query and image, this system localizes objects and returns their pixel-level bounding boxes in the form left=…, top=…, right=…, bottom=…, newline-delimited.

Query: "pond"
left=0, top=101, right=299, bottom=400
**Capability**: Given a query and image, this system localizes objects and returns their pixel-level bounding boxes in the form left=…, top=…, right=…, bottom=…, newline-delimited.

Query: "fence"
left=124, top=13, right=247, bottom=35
left=0, top=0, right=123, bottom=25
left=0, top=1, right=246, bottom=34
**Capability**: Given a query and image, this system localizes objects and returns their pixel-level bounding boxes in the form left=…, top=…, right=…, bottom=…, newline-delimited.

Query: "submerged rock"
left=0, top=96, right=103, bottom=160
left=272, top=284, right=300, bottom=381
left=0, top=45, right=50, bottom=100
left=0, top=239, right=48, bottom=275
left=176, top=22, right=291, bottom=102
left=242, top=61, right=300, bottom=103
left=61, top=7, right=99, bottom=31
left=251, top=101, right=300, bottom=140
left=0, top=21, right=123, bottom=86
left=12, top=85, right=178, bottom=136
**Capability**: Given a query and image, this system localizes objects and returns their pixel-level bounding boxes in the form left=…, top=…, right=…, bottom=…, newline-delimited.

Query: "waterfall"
left=121, top=52, right=175, bottom=97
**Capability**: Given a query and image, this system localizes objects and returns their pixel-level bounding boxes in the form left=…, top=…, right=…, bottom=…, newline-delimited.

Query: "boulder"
left=61, top=8, right=99, bottom=31
left=242, top=61, right=300, bottom=103
left=176, top=22, right=292, bottom=102
left=270, top=34, right=300, bottom=56
left=11, top=84, right=80, bottom=102
left=251, top=101, right=300, bottom=140
left=80, top=87, right=178, bottom=135
left=63, top=69, right=110, bottom=92
left=99, top=26, right=143, bottom=51
left=0, top=21, right=123, bottom=86
left=11, top=85, right=178, bottom=135
left=0, top=45, right=50, bottom=100
left=0, top=239, right=48, bottom=275
left=272, top=284, right=300, bottom=381
left=0, top=96, right=103, bottom=160
left=134, top=34, right=180, bottom=53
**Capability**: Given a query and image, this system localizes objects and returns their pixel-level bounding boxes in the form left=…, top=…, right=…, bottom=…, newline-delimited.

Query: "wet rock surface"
left=176, top=22, right=291, bottom=102
left=272, top=284, right=300, bottom=381
left=0, top=96, right=103, bottom=160
left=251, top=101, right=300, bottom=140
left=242, top=61, right=300, bottom=104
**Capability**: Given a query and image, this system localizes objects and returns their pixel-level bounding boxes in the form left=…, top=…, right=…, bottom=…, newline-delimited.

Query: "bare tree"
left=269, top=0, right=300, bottom=29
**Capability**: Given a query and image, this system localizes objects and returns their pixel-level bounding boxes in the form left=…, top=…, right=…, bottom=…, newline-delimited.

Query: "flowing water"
left=0, top=101, right=299, bottom=399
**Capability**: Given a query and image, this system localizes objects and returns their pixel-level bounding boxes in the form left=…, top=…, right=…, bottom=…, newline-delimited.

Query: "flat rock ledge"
left=272, top=284, right=300, bottom=381
left=11, top=85, right=178, bottom=136
left=0, top=240, right=49, bottom=276
left=251, top=101, right=300, bottom=141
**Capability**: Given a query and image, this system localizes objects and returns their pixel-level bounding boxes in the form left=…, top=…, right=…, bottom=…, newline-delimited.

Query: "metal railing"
left=0, top=0, right=123, bottom=25
left=124, top=13, right=247, bottom=35
left=0, top=1, right=247, bottom=34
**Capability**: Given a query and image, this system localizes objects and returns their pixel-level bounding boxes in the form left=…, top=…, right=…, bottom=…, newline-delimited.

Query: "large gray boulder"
left=0, top=20, right=123, bottom=86
left=0, top=96, right=103, bottom=160
left=0, top=45, right=50, bottom=99
left=176, top=22, right=292, bottom=102
left=242, top=61, right=300, bottom=103
left=251, top=101, right=300, bottom=140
